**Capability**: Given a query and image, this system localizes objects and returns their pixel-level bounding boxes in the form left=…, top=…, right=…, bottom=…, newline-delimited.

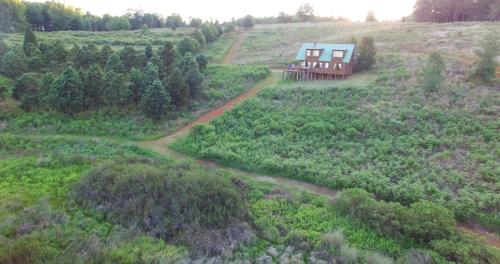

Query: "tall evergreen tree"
left=82, top=64, right=104, bottom=108
left=100, top=45, right=114, bottom=66
left=192, top=30, right=206, bottom=48
left=40, top=72, right=54, bottom=108
left=49, top=66, right=85, bottom=114
left=142, top=62, right=159, bottom=89
left=160, top=40, right=176, bottom=74
left=119, top=46, right=140, bottom=70
left=167, top=68, right=190, bottom=107
left=129, top=67, right=144, bottom=104
left=179, top=53, right=203, bottom=100
left=103, top=70, right=130, bottom=106
left=105, top=54, right=126, bottom=74
left=23, top=25, right=38, bottom=57
left=177, top=37, right=201, bottom=56
left=141, top=80, right=170, bottom=120
left=356, top=36, right=377, bottom=72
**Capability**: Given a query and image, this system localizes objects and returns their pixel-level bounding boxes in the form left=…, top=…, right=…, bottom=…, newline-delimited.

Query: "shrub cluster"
left=72, top=159, right=252, bottom=256
left=335, top=189, right=499, bottom=263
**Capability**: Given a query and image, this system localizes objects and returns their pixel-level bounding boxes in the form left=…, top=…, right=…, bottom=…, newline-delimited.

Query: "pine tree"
left=141, top=80, right=170, bottom=120
left=142, top=62, right=159, bottom=89
left=119, top=46, right=141, bottom=70
left=180, top=53, right=203, bottom=100
left=167, top=68, right=190, bottom=107
left=419, top=52, right=445, bottom=93
left=83, top=64, right=105, bottom=108
left=356, top=36, right=377, bottom=72
left=23, top=26, right=38, bottom=57
left=40, top=72, right=54, bottom=108
left=145, top=44, right=154, bottom=60
left=196, top=54, right=208, bottom=73
left=70, top=44, right=86, bottom=67
left=105, top=54, right=126, bottom=74
left=160, top=40, right=176, bottom=74
left=49, top=66, right=85, bottom=114
left=129, top=67, right=144, bottom=104
left=100, top=45, right=114, bottom=66
left=103, top=70, right=131, bottom=107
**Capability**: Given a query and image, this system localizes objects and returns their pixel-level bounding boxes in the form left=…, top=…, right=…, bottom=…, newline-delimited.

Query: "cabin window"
left=301, top=61, right=306, bottom=67
left=333, top=50, right=344, bottom=58
left=319, top=62, right=323, bottom=68
left=312, top=50, right=320, bottom=56
left=334, top=63, right=342, bottom=71
left=306, top=50, right=312, bottom=56
left=313, top=62, right=317, bottom=68
left=325, top=63, right=329, bottom=68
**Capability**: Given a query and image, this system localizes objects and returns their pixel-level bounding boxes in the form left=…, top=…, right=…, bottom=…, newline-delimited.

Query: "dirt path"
left=222, top=32, right=242, bottom=64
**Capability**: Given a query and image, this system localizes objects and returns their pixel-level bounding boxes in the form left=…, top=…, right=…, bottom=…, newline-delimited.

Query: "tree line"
left=0, top=0, right=224, bottom=32
left=1, top=25, right=228, bottom=120
left=413, top=0, right=500, bottom=22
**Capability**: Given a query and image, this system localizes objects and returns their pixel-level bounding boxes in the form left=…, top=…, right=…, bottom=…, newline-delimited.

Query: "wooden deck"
left=283, top=67, right=351, bottom=81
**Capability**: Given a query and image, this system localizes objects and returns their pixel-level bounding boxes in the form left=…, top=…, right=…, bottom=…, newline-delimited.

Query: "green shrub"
left=72, top=159, right=250, bottom=255
left=419, top=52, right=445, bottom=93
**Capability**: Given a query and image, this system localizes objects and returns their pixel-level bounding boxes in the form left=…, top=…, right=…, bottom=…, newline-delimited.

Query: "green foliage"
left=82, top=64, right=104, bottom=108
left=128, top=67, right=144, bottom=104
left=160, top=40, right=176, bottom=74
left=472, top=35, right=498, bottom=84
left=119, top=46, right=145, bottom=71
left=167, top=68, right=190, bottom=107
left=22, top=25, right=37, bottom=56
left=99, top=45, right=114, bottom=66
left=419, top=52, right=445, bottom=93
left=250, top=197, right=408, bottom=258
left=224, top=24, right=235, bottom=33
left=336, top=189, right=455, bottom=243
left=105, top=53, right=126, bottom=74
left=242, top=15, right=255, bottom=29
left=0, top=0, right=26, bottom=32
left=296, top=3, right=315, bottom=22
left=201, top=24, right=217, bottom=43
left=173, top=78, right=498, bottom=222
left=356, top=36, right=377, bottom=71
left=49, top=65, right=85, bottom=114
left=145, top=44, right=153, bottom=59
left=165, top=14, right=184, bottom=30
left=141, top=80, right=170, bottom=120
left=103, top=70, right=130, bottom=107
left=13, top=72, right=42, bottom=110
left=72, top=159, right=248, bottom=254
left=179, top=52, right=203, bottom=101
left=177, top=37, right=201, bottom=56
left=105, top=16, right=131, bottom=31
left=192, top=30, right=206, bottom=47
left=1, top=51, right=26, bottom=78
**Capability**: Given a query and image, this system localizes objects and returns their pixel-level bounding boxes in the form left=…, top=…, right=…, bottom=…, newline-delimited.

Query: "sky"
left=32, top=0, right=417, bottom=22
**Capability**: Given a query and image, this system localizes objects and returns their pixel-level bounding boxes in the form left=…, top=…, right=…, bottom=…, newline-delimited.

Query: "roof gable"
left=295, top=43, right=356, bottom=63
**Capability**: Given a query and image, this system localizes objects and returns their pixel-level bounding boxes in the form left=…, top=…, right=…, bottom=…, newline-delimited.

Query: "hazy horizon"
left=30, top=0, right=416, bottom=22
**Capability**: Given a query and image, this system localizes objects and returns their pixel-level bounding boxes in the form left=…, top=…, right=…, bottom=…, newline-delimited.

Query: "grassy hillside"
left=0, top=27, right=196, bottom=50
left=233, top=22, right=499, bottom=68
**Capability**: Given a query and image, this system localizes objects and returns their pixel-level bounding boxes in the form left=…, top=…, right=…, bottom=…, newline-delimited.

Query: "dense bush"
left=419, top=52, right=445, bottom=93
left=72, top=159, right=251, bottom=255
left=173, top=69, right=498, bottom=223
left=336, top=189, right=455, bottom=243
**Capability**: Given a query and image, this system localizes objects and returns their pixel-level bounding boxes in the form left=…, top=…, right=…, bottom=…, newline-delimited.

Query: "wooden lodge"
left=283, top=43, right=357, bottom=81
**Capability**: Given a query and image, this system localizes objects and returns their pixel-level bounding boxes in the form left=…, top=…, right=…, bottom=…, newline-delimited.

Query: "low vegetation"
left=173, top=52, right=499, bottom=229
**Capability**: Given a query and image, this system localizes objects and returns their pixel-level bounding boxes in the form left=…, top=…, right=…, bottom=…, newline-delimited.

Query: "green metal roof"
left=294, top=43, right=356, bottom=63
